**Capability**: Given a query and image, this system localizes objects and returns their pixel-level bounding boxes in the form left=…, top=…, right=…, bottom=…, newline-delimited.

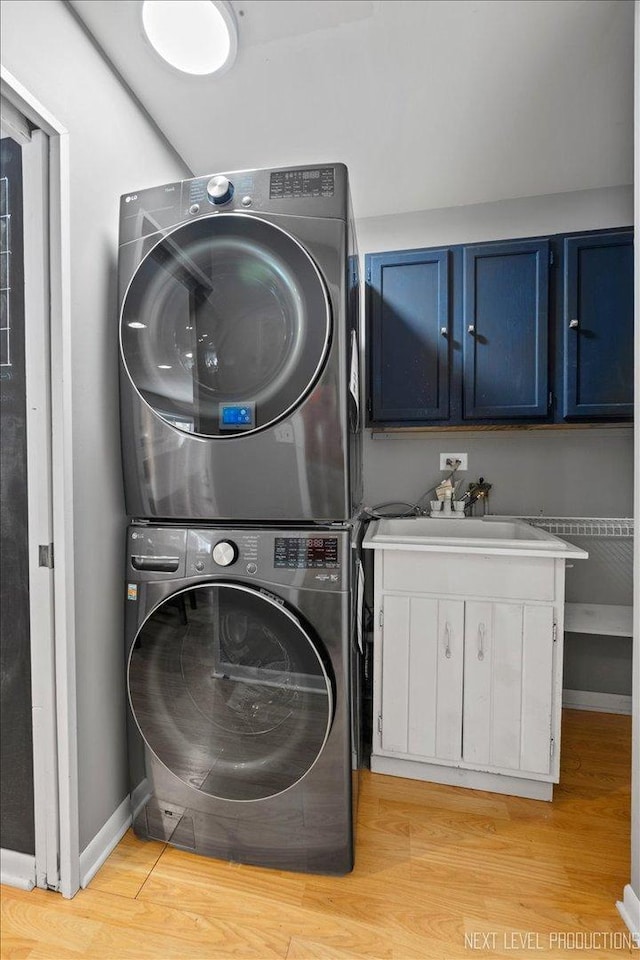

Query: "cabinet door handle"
left=477, top=622, right=485, bottom=661
left=569, top=319, right=579, bottom=329
left=444, top=622, right=452, bottom=659
left=440, top=326, right=448, bottom=337
left=467, top=324, right=476, bottom=334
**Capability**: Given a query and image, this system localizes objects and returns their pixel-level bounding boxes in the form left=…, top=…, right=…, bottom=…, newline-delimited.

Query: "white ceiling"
left=69, top=0, right=634, bottom=220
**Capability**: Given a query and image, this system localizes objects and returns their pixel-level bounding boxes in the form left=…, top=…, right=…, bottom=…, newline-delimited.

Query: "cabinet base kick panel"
left=370, top=756, right=554, bottom=801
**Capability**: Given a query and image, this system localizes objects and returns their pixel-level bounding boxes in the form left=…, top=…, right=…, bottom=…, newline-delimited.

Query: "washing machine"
left=125, top=522, right=361, bottom=874
left=118, top=163, right=362, bottom=522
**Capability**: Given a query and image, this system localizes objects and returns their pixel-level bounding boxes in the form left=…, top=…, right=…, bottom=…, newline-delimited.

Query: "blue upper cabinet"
left=368, top=249, right=450, bottom=422
left=366, top=228, right=632, bottom=427
left=562, top=232, right=633, bottom=419
left=462, top=240, right=549, bottom=420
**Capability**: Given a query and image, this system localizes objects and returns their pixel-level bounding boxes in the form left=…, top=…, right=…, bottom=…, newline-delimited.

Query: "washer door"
left=120, top=214, right=331, bottom=437
left=128, top=584, right=333, bottom=802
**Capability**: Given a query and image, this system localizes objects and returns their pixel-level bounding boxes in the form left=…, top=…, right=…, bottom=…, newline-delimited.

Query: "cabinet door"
left=463, top=602, right=554, bottom=775
left=562, top=232, right=633, bottom=419
left=462, top=240, right=549, bottom=419
left=368, top=249, right=450, bottom=422
left=380, top=596, right=463, bottom=761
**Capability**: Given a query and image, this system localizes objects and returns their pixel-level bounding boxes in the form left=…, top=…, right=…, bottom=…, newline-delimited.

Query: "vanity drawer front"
left=382, top=552, right=556, bottom=602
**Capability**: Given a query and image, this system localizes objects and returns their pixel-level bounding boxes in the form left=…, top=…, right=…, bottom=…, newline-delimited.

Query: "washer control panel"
left=274, top=536, right=338, bottom=569
left=183, top=528, right=349, bottom=590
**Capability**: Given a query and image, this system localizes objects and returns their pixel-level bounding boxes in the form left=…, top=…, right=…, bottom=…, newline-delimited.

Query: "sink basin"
left=376, top=517, right=554, bottom=544
left=363, top=516, right=588, bottom=558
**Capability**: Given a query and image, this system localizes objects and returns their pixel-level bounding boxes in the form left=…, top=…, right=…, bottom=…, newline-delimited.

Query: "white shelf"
left=564, top=603, right=633, bottom=638
left=518, top=517, right=634, bottom=538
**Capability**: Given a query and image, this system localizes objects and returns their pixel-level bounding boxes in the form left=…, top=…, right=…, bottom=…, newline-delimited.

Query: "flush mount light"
left=142, top=0, right=237, bottom=77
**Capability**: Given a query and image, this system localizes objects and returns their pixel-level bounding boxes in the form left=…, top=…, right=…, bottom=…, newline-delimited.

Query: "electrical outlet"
left=440, top=453, right=468, bottom=471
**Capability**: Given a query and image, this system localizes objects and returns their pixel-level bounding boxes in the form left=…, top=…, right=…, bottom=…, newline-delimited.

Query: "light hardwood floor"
left=1, top=710, right=634, bottom=959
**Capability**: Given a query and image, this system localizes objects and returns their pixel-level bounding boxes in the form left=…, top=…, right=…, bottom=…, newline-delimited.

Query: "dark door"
left=463, top=240, right=549, bottom=420
left=128, top=584, right=333, bottom=802
left=0, top=136, right=35, bottom=855
left=120, top=215, right=331, bottom=437
left=368, top=249, right=450, bottom=422
left=562, top=232, right=633, bottom=419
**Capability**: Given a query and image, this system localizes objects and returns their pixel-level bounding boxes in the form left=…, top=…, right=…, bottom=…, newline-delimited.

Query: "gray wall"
left=1, top=0, right=189, bottom=853
left=362, top=428, right=633, bottom=518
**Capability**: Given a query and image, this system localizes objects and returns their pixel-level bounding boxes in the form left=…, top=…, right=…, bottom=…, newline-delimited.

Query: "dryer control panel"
left=179, top=163, right=347, bottom=223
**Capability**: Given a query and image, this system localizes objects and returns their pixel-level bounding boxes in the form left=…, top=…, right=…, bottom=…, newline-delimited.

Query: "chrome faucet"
left=463, top=478, right=492, bottom=515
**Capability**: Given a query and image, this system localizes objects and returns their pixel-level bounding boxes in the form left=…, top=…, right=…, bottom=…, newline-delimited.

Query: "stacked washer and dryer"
left=118, top=164, right=363, bottom=874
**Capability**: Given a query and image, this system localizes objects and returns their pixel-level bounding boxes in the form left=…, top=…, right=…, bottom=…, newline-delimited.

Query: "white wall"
left=1, top=0, right=189, bottom=854
left=357, top=185, right=634, bottom=517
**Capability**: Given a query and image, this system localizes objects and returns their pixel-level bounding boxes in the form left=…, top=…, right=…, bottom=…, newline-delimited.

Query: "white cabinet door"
left=463, top=602, right=555, bottom=775
left=381, top=596, right=464, bottom=761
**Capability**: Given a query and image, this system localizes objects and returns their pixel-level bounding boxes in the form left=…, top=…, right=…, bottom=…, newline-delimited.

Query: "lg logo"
left=124, top=194, right=138, bottom=203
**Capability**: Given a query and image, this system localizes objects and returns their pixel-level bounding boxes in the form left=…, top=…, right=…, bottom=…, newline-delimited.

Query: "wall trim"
left=131, top=779, right=150, bottom=822
left=79, top=796, right=130, bottom=889
left=0, top=66, right=79, bottom=900
left=562, top=689, right=633, bottom=716
left=617, top=884, right=640, bottom=942
left=1, top=849, right=36, bottom=890
left=371, top=426, right=634, bottom=441
left=370, top=755, right=553, bottom=801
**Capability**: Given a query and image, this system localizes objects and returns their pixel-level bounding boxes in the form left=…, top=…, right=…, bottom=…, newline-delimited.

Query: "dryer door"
left=120, top=214, right=331, bottom=438
left=128, top=583, right=333, bottom=802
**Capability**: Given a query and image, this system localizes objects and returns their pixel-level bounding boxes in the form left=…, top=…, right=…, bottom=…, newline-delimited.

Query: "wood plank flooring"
left=1, top=710, right=634, bottom=959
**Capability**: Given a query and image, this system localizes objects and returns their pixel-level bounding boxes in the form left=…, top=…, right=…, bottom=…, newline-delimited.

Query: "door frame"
left=1, top=66, right=79, bottom=899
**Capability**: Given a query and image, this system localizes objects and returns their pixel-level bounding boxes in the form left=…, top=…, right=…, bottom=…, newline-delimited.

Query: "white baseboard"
left=562, top=689, right=633, bottom=716
left=79, top=796, right=131, bottom=889
left=617, top=885, right=640, bottom=943
left=370, top=755, right=554, bottom=801
left=1, top=848, right=36, bottom=890
left=131, top=778, right=150, bottom=822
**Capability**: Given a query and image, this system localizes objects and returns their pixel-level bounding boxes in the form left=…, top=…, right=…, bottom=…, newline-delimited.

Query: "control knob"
left=207, top=175, right=234, bottom=205
left=212, top=540, right=238, bottom=567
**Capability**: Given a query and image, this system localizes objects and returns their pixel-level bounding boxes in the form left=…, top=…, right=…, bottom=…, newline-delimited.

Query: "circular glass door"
left=120, top=214, right=331, bottom=437
left=128, top=584, right=333, bottom=801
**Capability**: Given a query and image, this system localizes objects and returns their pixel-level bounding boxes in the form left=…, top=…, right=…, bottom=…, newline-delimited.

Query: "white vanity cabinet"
left=364, top=518, right=587, bottom=801
left=380, top=596, right=465, bottom=761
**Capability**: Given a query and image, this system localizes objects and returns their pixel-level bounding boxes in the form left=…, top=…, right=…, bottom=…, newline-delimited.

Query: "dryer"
left=125, top=523, right=360, bottom=874
left=118, top=164, right=361, bottom=522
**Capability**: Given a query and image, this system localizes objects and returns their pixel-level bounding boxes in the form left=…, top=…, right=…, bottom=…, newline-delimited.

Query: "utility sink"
left=363, top=516, right=588, bottom=558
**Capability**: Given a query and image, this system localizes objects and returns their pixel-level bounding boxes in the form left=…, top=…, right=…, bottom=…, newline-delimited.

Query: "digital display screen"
left=219, top=402, right=255, bottom=429
left=274, top=537, right=339, bottom=569
left=269, top=167, right=335, bottom=200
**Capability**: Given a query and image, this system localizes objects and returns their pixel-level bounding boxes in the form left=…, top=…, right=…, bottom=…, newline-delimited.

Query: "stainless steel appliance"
left=118, top=164, right=361, bottom=522
left=125, top=522, right=360, bottom=874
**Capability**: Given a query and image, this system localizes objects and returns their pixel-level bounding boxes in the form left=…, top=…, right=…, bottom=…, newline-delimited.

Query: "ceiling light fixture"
left=141, top=0, right=237, bottom=77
